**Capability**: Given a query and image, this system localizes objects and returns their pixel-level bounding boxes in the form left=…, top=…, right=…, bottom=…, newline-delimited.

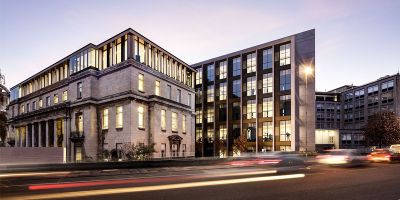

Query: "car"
left=316, top=149, right=367, bottom=166
left=367, top=149, right=400, bottom=163
left=390, top=144, right=400, bottom=153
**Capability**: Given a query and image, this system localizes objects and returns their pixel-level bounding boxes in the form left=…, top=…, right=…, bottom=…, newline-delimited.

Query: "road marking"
left=0, top=172, right=71, bottom=179
left=5, top=173, right=305, bottom=200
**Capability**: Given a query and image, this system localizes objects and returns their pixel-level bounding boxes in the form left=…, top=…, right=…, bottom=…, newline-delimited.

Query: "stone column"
left=45, top=120, right=49, bottom=147
left=38, top=122, right=42, bottom=147
left=26, top=125, right=29, bottom=147
left=65, top=117, right=71, bottom=162
left=32, top=123, right=35, bottom=147
left=54, top=119, right=58, bottom=147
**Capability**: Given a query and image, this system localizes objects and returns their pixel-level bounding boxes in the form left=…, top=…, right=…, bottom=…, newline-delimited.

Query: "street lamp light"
left=304, top=66, right=312, bottom=155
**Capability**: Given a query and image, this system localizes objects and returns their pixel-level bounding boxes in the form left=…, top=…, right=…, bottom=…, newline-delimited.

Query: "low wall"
left=0, top=147, right=64, bottom=166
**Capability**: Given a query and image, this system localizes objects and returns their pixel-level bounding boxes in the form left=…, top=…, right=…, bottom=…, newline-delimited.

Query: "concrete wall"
left=0, top=147, right=64, bottom=165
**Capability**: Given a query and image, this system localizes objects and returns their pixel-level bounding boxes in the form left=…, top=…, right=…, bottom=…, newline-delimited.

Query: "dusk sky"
left=1, top=0, right=399, bottom=91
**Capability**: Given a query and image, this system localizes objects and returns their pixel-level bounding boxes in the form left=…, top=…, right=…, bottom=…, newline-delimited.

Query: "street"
left=1, top=163, right=399, bottom=200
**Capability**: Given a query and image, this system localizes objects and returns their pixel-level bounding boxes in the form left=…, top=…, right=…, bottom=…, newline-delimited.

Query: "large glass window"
left=207, top=85, right=214, bottom=102
left=247, top=76, right=256, bottom=96
left=262, top=122, right=273, bottom=142
left=279, top=44, right=291, bottom=66
left=196, top=68, right=202, bottom=85
left=219, top=61, right=227, bottom=79
left=172, top=112, right=178, bottom=132
left=246, top=53, right=256, bottom=73
left=280, top=69, right=291, bottom=91
left=262, top=48, right=273, bottom=69
left=219, top=82, right=227, bottom=100
left=246, top=100, right=256, bottom=119
left=161, top=109, right=166, bottom=130
left=207, top=107, right=214, bottom=123
left=382, top=80, right=394, bottom=92
left=280, top=95, right=291, bottom=116
left=263, top=73, right=273, bottom=93
left=207, top=128, right=214, bottom=143
left=102, top=109, right=108, bottom=130
left=116, top=106, right=123, bottom=128
left=138, top=106, right=144, bottom=129
left=263, top=97, right=273, bottom=118
left=368, top=85, right=378, bottom=94
left=195, top=108, right=202, bottom=124
left=280, top=120, right=291, bottom=141
left=196, top=128, right=203, bottom=143
left=138, top=74, right=144, bottom=92
left=233, top=57, right=241, bottom=76
left=219, top=125, right=227, bottom=140
left=233, top=102, right=241, bottom=120
left=207, top=64, right=215, bottom=82
left=232, top=80, right=241, bottom=98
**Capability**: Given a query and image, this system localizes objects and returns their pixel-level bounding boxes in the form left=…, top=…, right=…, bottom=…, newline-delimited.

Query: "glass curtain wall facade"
left=194, top=29, right=316, bottom=157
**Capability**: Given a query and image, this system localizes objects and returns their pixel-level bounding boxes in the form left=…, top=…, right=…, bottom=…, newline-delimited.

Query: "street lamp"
left=304, top=66, right=312, bottom=155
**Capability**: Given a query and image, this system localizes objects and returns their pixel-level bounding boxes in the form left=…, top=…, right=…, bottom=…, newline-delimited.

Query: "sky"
left=0, top=0, right=399, bottom=91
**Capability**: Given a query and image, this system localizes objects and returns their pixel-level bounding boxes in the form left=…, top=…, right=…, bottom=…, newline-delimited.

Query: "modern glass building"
left=193, top=29, right=316, bottom=157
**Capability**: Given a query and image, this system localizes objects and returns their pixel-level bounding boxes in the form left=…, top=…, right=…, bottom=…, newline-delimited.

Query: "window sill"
left=116, top=128, right=123, bottom=131
left=138, top=127, right=145, bottom=130
left=161, top=129, right=166, bottom=132
left=172, top=130, right=178, bottom=133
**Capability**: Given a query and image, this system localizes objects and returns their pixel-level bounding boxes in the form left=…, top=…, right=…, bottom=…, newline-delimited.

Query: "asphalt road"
left=1, top=163, right=399, bottom=200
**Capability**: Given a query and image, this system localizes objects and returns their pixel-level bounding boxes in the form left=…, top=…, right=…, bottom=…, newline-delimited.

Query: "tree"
left=121, top=143, right=156, bottom=160
left=233, top=134, right=248, bottom=155
left=364, top=111, right=400, bottom=148
left=215, top=138, right=227, bottom=157
left=0, top=111, right=7, bottom=145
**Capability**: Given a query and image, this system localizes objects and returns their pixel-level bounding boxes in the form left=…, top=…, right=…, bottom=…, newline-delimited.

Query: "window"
left=219, top=104, right=227, bottom=121
left=172, top=112, right=178, bottom=132
left=62, top=91, right=68, bottom=102
left=207, top=128, right=214, bottom=143
left=219, top=82, right=227, bottom=100
left=280, top=95, right=291, bottom=116
left=39, top=99, right=43, bottom=108
left=280, top=120, right=291, bottom=141
left=53, top=94, right=58, bottom=104
left=280, top=69, right=291, bottom=91
left=102, top=109, right=108, bottom=130
left=46, top=96, right=50, bottom=106
left=262, top=48, right=273, bottom=69
left=195, top=108, right=202, bottom=124
left=355, top=89, right=364, bottom=98
left=342, top=134, right=352, bottom=144
left=382, top=80, right=394, bottom=92
left=161, top=143, right=166, bottom=157
left=246, top=76, right=256, bottom=96
left=77, top=82, right=82, bottom=99
left=188, top=93, right=192, bottom=106
left=279, top=44, right=291, bottom=66
left=155, top=81, right=160, bottom=96
left=232, top=80, right=241, bottom=98
left=262, top=122, right=273, bottom=142
left=207, top=85, right=214, bottom=102
left=20, top=105, right=25, bottom=113
left=32, top=101, right=36, bottom=111
left=116, top=106, right=123, bottom=128
left=196, top=128, right=203, bottom=143
left=138, top=74, right=144, bottom=92
left=233, top=102, right=240, bottom=120
left=182, top=115, right=186, bottom=133
left=196, top=68, right=202, bottom=85
left=26, top=103, right=30, bottom=112
left=263, top=97, right=273, bottom=118
left=232, top=57, right=241, bottom=76
left=161, top=109, right=166, bottom=130
left=77, top=113, right=83, bottom=133
left=177, top=89, right=181, bottom=103
left=138, top=106, right=144, bottom=129
left=219, top=61, right=227, bottom=79
left=219, top=125, right=227, bottom=140
left=207, top=107, right=214, bottom=123
left=207, top=64, right=214, bottom=82
left=263, top=73, right=273, bottom=93
left=246, top=53, right=256, bottom=73
left=167, top=85, right=172, bottom=99
left=246, top=100, right=256, bottom=119
left=368, top=85, right=378, bottom=94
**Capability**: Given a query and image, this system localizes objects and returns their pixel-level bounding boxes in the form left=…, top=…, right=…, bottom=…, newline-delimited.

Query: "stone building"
left=7, top=28, right=196, bottom=162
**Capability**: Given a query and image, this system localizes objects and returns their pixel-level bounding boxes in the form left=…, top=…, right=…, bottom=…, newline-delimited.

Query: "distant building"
left=193, top=29, right=316, bottom=157
left=0, top=70, right=10, bottom=145
left=7, top=29, right=196, bottom=162
left=315, top=73, right=400, bottom=149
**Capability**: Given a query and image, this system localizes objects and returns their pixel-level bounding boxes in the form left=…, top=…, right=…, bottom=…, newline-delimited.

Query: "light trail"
left=5, top=173, right=305, bottom=200
left=0, top=171, right=71, bottom=179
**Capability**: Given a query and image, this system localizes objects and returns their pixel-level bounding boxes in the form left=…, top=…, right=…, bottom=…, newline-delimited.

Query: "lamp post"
left=304, top=66, right=312, bottom=155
